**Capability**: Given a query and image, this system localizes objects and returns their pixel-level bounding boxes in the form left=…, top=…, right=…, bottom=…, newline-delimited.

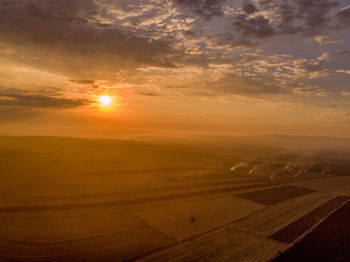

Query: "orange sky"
left=1, top=0, right=350, bottom=138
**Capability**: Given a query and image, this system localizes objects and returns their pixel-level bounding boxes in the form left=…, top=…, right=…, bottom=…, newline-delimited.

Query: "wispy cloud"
left=0, top=92, right=90, bottom=108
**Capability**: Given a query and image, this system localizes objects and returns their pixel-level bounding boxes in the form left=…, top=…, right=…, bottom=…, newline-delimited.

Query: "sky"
left=0, top=0, right=350, bottom=138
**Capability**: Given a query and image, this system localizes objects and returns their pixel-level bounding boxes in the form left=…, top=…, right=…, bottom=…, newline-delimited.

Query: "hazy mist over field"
left=1, top=0, right=350, bottom=261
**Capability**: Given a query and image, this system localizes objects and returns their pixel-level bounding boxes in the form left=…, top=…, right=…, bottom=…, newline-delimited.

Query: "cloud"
left=0, top=93, right=89, bottom=108
left=0, top=0, right=178, bottom=75
left=207, top=32, right=258, bottom=48
left=137, top=92, right=162, bottom=97
left=276, top=0, right=340, bottom=35
left=336, top=69, right=350, bottom=75
left=70, top=79, right=95, bottom=85
left=201, top=74, right=285, bottom=98
left=135, top=50, right=338, bottom=101
left=336, top=50, right=349, bottom=56
left=231, top=0, right=342, bottom=44
left=243, top=1, right=258, bottom=15
left=298, top=59, right=327, bottom=73
left=335, top=5, right=350, bottom=28
left=233, top=14, right=274, bottom=39
left=314, top=34, right=344, bottom=44
left=0, top=0, right=349, bottom=107
left=172, top=0, right=226, bottom=19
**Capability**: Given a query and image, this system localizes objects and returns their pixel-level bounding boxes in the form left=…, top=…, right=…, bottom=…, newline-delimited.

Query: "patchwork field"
left=140, top=227, right=288, bottom=262
left=0, top=136, right=350, bottom=261
left=292, top=176, right=350, bottom=195
left=132, top=196, right=264, bottom=241
left=232, top=191, right=335, bottom=237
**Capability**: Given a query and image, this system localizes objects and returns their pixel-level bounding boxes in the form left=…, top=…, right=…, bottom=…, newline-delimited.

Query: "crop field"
left=140, top=227, right=288, bottom=262
left=132, top=195, right=264, bottom=241
left=292, top=176, right=350, bottom=196
left=0, top=226, right=175, bottom=261
left=232, top=191, right=335, bottom=236
left=0, top=212, right=143, bottom=243
left=270, top=195, right=350, bottom=243
left=235, top=185, right=315, bottom=205
left=273, top=201, right=350, bottom=262
left=1, top=136, right=350, bottom=261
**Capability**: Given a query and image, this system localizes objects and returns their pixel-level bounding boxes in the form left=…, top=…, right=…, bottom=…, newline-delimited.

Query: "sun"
left=98, top=95, right=113, bottom=107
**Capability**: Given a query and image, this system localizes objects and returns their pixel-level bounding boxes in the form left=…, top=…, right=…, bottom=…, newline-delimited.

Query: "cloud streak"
left=0, top=93, right=89, bottom=108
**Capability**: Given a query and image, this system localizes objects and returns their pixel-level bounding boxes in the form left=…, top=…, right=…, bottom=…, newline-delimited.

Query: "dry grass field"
left=1, top=136, right=350, bottom=261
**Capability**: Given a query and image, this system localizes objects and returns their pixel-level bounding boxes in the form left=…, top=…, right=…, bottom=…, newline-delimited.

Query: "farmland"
left=0, top=136, right=350, bottom=261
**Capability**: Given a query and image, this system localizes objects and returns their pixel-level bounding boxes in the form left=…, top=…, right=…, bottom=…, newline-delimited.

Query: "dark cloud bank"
left=232, top=0, right=350, bottom=44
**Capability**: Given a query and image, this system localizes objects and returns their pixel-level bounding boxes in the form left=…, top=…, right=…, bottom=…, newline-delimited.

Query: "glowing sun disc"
left=98, top=95, right=112, bottom=107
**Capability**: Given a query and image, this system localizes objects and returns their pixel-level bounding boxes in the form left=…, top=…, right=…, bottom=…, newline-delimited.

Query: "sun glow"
left=98, top=95, right=113, bottom=107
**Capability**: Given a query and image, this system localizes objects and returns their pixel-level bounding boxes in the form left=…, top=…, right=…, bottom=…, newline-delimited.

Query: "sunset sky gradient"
left=1, top=0, right=350, bottom=138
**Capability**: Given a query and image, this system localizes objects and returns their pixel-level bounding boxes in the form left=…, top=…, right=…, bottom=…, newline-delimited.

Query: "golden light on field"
left=98, top=95, right=113, bottom=107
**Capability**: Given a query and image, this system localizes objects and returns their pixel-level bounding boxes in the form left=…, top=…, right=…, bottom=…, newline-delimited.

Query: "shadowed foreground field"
left=273, top=201, right=350, bottom=262
left=1, top=136, right=350, bottom=261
